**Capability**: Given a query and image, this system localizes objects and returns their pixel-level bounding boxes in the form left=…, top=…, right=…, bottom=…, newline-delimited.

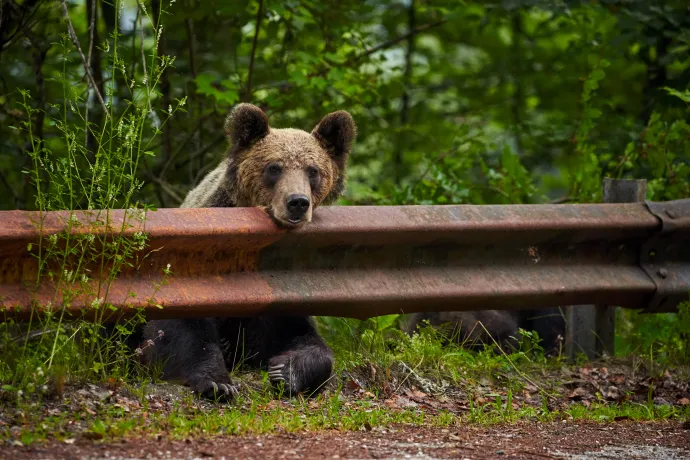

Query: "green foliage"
left=317, top=315, right=563, bottom=395
left=3, top=1, right=689, bottom=210
left=618, top=88, right=690, bottom=200
left=616, top=301, right=690, bottom=366
left=568, top=58, right=610, bottom=203
left=0, top=0, right=176, bottom=394
left=195, top=74, right=239, bottom=106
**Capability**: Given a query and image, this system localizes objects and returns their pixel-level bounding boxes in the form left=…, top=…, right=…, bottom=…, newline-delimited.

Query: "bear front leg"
left=243, top=316, right=334, bottom=397
left=142, top=319, right=238, bottom=401
left=183, top=342, right=239, bottom=401
left=267, top=338, right=334, bottom=397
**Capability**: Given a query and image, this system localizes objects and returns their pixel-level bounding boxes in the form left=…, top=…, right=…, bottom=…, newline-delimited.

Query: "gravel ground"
left=2, top=420, right=688, bottom=460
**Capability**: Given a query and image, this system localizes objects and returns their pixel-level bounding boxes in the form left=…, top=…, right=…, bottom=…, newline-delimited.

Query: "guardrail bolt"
left=657, top=268, right=668, bottom=279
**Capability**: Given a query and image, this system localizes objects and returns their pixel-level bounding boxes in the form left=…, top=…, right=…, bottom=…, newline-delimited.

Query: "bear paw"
left=267, top=351, right=332, bottom=397
left=190, top=378, right=239, bottom=402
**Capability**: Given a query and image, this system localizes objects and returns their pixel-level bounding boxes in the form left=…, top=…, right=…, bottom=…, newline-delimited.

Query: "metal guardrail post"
left=566, top=179, right=647, bottom=360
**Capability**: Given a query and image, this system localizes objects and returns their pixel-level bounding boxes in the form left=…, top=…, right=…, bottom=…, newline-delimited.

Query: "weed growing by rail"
left=0, top=0, right=182, bottom=398
left=3, top=333, right=689, bottom=445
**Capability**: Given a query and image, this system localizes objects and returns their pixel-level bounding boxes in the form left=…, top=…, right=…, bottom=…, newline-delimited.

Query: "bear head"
left=225, top=103, right=356, bottom=228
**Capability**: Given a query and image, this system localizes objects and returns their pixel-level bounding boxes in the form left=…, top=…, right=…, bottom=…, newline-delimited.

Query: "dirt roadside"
left=2, top=420, right=689, bottom=460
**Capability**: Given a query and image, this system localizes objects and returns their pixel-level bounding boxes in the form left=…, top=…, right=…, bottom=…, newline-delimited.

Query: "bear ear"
left=224, top=103, right=270, bottom=150
left=311, top=110, right=356, bottom=168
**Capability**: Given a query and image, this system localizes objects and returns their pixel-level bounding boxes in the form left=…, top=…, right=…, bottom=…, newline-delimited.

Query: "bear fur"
left=131, top=104, right=356, bottom=401
left=403, top=307, right=565, bottom=355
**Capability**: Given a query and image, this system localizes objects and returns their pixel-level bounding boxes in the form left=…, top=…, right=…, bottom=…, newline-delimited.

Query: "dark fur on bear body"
left=404, top=307, right=565, bottom=355
left=134, top=316, right=333, bottom=400
left=131, top=104, right=356, bottom=401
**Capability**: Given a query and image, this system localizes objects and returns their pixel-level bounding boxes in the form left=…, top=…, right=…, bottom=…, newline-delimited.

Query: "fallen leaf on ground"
left=568, top=387, right=591, bottom=400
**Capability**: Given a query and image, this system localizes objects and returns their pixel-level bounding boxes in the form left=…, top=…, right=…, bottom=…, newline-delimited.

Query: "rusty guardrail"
left=1, top=198, right=688, bottom=322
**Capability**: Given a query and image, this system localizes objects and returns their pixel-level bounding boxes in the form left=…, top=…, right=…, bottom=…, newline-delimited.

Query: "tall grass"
left=1, top=0, right=181, bottom=397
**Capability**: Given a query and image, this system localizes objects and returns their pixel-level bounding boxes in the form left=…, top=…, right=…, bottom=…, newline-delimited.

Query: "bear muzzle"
left=269, top=169, right=314, bottom=227
left=286, top=194, right=311, bottom=224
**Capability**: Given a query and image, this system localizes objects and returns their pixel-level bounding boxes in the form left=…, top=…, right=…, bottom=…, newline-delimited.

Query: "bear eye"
left=307, top=167, right=319, bottom=179
left=266, top=164, right=282, bottom=177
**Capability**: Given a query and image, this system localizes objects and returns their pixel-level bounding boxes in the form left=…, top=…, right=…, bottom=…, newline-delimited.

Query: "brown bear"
left=131, top=103, right=356, bottom=400
left=403, top=307, right=565, bottom=356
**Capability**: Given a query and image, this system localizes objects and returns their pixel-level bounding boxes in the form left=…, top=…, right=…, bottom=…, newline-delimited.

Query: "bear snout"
left=286, top=194, right=310, bottom=223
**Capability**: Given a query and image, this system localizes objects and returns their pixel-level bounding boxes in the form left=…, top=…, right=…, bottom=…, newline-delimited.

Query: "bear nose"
left=286, top=194, right=310, bottom=222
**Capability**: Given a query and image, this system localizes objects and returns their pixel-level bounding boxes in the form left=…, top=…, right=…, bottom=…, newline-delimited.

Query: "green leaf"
left=590, top=68, right=606, bottom=81
left=328, top=68, right=346, bottom=82
left=195, top=74, right=239, bottom=104
left=663, top=87, right=690, bottom=103
left=196, top=73, right=218, bottom=96
left=289, top=70, right=308, bottom=87
left=323, top=52, right=345, bottom=64
left=373, top=314, right=398, bottom=332
left=587, top=108, right=602, bottom=119
left=310, top=77, right=328, bottom=91
left=584, top=79, right=599, bottom=92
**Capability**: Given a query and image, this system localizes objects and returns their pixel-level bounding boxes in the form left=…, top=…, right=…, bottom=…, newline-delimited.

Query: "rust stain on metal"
left=285, top=202, right=660, bottom=248
left=0, top=200, right=687, bottom=321
left=0, top=207, right=286, bottom=320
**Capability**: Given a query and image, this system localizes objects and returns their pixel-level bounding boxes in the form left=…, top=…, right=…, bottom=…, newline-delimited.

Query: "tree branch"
left=159, top=112, right=215, bottom=178
left=184, top=3, right=198, bottom=80
left=135, top=1, right=152, bottom=114
left=147, top=131, right=225, bottom=197
left=85, top=0, right=104, bottom=157
left=84, top=0, right=96, bottom=147
left=60, top=0, right=108, bottom=117
left=179, top=134, right=226, bottom=170
left=86, top=0, right=96, bottom=74
left=0, top=0, right=43, bottom=53
left=150, top=177, right=184, bottom=205
left=184, top=0, right=201, bottom=181
left=511, top=10, right=524, bottom=156
left=394, top=0, right=416, bottom=185
left=244, top=0, right=264, bottom=102
left=152, top=0, right=172, bottom=161
left=352, top=18, right=444, bottom=67
left=129, top=5, right=140, bottom=83
left=0, top=169, right=19, bottom=205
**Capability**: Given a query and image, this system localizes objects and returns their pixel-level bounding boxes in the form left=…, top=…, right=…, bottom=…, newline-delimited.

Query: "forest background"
left=1, top=0, right=689, bottom=359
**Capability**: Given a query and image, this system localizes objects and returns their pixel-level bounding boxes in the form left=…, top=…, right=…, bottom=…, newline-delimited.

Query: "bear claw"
left=196, top=380, right=238, bottom=401
left=268, top=363, right=286, bottom=380
left=268, top=362, right=293, bottom=387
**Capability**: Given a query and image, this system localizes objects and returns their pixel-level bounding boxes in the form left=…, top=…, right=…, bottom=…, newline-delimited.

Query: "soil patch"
left=2, top=420, right=689, bottom=459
